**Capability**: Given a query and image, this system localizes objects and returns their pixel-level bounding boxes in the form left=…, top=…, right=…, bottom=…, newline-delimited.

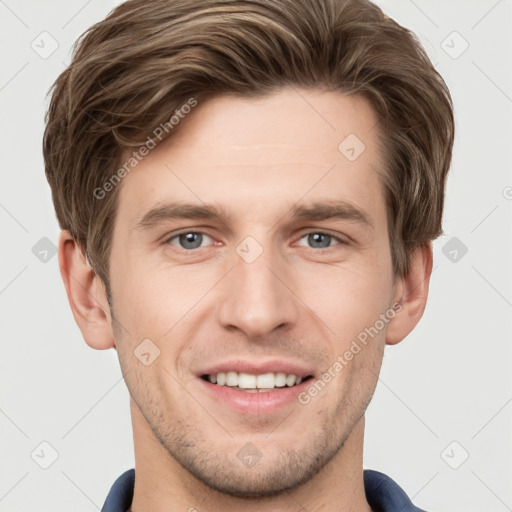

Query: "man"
left=43, top=0, right=454, bottom=510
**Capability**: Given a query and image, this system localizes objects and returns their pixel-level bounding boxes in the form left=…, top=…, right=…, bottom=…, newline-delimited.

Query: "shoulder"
left=364, top=469, right=428, bottom=512
left=101, top=468, right=135, bottom=512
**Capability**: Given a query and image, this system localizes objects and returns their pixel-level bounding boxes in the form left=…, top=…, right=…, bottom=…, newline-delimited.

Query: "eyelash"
left=164, top=230, right=347, bottom=251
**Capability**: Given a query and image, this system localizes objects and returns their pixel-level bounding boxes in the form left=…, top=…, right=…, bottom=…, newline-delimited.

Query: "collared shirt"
left=101, top=468, right=427, bottom=511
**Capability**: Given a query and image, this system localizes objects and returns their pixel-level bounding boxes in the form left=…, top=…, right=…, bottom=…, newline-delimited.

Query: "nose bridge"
left=217, top=236, right=298, bottom=337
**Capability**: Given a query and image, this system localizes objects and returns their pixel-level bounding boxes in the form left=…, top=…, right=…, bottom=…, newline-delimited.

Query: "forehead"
left=115, top=88, right=386, bottom=230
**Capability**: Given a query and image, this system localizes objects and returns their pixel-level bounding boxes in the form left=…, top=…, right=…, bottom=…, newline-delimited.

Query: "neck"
left=128, top=399, right=372, bottom=512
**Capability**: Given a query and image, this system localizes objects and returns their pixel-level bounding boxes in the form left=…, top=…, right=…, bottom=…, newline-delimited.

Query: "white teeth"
left=238, top=373, right=257, bottom=389
left=256, top=373, right=275, bottom=388
left=275, top=373, right=287, bottom=387
left=226, top=371, right=238, bottom=386
left=206, top=371, right=306, bottom=389
left=286, top=374, right=296, bottom=387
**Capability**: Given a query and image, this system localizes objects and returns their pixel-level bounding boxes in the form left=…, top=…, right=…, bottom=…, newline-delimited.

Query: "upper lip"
left=197, top=359, right=315, bottom=379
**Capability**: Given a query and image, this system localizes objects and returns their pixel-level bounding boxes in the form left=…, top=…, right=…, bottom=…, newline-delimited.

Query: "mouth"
left=200, top=371, right=314, bottom=393
left=196, top=360, right=316, bottom=414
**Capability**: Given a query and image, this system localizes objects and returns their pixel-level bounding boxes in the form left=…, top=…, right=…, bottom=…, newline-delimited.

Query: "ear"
left=58, top=230, right=115, bottom=350
left=386, top=243, right=433, bottom=345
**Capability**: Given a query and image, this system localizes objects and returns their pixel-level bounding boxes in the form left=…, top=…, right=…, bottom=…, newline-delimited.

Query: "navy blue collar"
left=101, top=468, right=426, bottom=512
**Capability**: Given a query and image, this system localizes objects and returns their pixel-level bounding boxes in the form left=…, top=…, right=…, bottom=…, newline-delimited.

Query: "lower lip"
left=198, top=377, right=312, bottom=415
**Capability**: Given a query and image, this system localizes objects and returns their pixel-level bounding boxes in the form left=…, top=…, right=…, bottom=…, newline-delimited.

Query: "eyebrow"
left=134, top=200, right=374, bottom=232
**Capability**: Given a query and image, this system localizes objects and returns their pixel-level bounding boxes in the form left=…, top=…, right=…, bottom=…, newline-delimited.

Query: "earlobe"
left=58, top=230, right=115, bottom=350
left=385, top=243, right=433, bottom=345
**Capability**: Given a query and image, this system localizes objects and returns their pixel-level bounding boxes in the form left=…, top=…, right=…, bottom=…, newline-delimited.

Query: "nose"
left=217, top=242, right=299, bottom=339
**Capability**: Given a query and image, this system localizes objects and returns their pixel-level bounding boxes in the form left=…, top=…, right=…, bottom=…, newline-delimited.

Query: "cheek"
left=110, top=254, right=167, bottom=338
left=296, top=258, right=392, bottom=333
left=111, top=254, right=222, bottom=364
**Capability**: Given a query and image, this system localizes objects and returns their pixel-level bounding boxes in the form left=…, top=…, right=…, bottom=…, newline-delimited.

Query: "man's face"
left=109, top=88, right=398, bottom=497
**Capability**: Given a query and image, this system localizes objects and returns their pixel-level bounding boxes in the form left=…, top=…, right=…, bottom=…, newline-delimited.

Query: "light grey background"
left=1, top=0, right=511, bottom=510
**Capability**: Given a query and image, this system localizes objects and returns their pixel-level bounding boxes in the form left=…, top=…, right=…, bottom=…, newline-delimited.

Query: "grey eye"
left=297, top=232, right=340, bottom=249
left=169, top=232, right=212, bottom=250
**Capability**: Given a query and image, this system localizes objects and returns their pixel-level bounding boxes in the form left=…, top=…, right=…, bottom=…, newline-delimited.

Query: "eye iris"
left=308, top=233, right=331, bottom=249
left=180, top=232, right=202, bottom=249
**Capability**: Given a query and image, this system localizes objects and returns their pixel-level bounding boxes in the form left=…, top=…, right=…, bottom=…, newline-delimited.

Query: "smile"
left=201, top=371, right=313, bottom=392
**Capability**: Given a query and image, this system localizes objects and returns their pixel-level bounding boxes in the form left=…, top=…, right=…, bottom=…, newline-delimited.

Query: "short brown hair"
left=43, top=0, right=454, bottom=296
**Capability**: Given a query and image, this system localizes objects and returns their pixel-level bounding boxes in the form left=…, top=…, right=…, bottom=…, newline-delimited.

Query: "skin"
left=59, top=88, right=432, bottom=512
